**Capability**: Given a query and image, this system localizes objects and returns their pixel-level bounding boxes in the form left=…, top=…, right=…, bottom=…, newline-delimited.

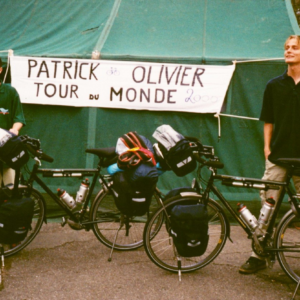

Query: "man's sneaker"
left=239, top=257, right=267, bottom=274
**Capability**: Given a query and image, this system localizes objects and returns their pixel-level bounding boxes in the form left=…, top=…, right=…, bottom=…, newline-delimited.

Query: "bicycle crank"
left=61, top=217, right=84, bottom=230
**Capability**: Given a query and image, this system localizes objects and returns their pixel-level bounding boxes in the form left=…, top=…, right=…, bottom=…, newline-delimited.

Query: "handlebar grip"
left=38, top=151, right=54, bottom=163
left=26, top=144, right=54, bottom=163
left=206, top=161, right=224, bottom=169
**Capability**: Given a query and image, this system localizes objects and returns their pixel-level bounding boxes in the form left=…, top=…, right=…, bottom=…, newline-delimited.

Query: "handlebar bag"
left=0, top=129, right=29, bottom=169
left=155, top=139, right=196, bottom=177
left=0, top=189, right=34, bottom=244
left=152, top=125, right=196, bottom=177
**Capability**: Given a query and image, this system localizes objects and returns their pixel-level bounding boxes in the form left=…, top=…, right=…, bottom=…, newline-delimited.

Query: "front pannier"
left=0, top=188, right=34, bottom=244
left=166, top=187, right=209, bottom=257
left=170, top=203, right=209, bottom=257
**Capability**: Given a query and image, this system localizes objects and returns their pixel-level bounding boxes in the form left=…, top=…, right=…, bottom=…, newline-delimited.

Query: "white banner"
left=10, top=56, right=235, bottom=113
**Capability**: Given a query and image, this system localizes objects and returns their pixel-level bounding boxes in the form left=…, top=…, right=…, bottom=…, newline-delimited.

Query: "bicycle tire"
left=2, top=187, right=45, bottom=257
left=90, top=188, right=163, bottom=250
left=274, top=209, right=300, bottom=283
left=143, top=195, right=228, bottom=273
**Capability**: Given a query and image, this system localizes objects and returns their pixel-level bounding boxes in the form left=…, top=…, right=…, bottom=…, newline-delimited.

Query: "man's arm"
left=264, top=122, right=273, bottom=160
left=9, top=122, right=23, bottom=136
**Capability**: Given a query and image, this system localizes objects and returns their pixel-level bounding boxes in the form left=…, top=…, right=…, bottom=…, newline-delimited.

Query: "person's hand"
left=264, top=148, right=271, bottom=160
left=9, top=128, right=19, bottom=136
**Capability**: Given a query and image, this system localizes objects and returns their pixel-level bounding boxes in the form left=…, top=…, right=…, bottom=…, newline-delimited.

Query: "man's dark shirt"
left=260, top=71, right=300, bottom=163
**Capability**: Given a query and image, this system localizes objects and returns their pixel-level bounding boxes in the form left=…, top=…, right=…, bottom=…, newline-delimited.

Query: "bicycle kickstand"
left=108, top=222, right=124, bottom=262
left=177, top=257, right=182, bottom=282
left=292, top=278, right=300, bottom=300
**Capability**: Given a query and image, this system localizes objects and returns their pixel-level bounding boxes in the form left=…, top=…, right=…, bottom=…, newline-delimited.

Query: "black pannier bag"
left=0, top=188, right=34, bottom=244
left=152, top=125, right=197, bottom=177
left=166, top=187, right=209, bottom=257
left=0, top=129, right=29, bottom=169
left=112, top=164, right=158, bottom=216
left=113, top=132, right=158, bottom=216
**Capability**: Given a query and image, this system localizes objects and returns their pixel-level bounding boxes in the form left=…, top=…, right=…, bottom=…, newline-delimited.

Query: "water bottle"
left=258, top=197, right=275, bottom=229
left=57, top=188, right=76, bottom=210
left=237, top=203, right=258, bottom=230
left=75, top=178, right=90, bottom=204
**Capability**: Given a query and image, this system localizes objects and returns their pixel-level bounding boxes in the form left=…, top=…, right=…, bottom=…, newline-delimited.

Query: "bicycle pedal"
left=84, top=224, right=91, bottom=231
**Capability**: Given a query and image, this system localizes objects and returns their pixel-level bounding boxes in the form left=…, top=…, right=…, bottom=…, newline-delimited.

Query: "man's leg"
left=292, top=175, right=300, bottom=194
left=239, top=160, right=287, bottom=274
left=260, top=160, right=287, bottom=204
left=1, top=167, right=15, bottom=186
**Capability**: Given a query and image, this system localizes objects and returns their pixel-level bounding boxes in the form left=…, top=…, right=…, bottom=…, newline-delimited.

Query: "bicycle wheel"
left=3, top=187, right=45, bottom=257
left=274, top=210, right=300, bottom=283
left=90, top=188, right=163, bottom=250
left=143, top=195, right=228, bottom=273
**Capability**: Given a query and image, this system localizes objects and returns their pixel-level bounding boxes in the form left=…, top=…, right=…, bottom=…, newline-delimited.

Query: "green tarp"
left=1, top=0, right=297, bottom=61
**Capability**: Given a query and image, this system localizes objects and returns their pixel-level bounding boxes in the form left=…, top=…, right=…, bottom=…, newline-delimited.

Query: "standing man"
left=0, top=57, right=26, bottom=185
left=239, top=35, right=300, bottom=274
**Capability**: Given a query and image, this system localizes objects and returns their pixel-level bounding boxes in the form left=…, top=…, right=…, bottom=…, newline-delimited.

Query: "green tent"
left=0, top=0, right=298, bottom=207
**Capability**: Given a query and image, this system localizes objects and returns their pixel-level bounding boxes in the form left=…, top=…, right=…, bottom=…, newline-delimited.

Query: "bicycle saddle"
left=86, top=147, right=117, bottom=167
left=85, top=147, right=116, bottom=158
left=277, top=158, right=300, bottom=168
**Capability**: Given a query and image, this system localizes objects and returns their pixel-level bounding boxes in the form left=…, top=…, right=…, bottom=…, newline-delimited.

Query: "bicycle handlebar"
left=26, top=144, right=54, bottom=163
left=187, top=138, right=224, bottom=169
left=21, top=135, right=54, bottom=163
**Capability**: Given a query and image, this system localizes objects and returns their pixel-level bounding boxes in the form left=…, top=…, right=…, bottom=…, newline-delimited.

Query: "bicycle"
left=143, top=137, right=300, bottom=285
left=2, top=136, right=163, bottom=261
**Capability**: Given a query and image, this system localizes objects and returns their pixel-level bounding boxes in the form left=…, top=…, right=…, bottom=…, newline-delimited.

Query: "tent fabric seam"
left=93, top=0, right=122, bottom=55
left=285, top=0, right=300, bottom=35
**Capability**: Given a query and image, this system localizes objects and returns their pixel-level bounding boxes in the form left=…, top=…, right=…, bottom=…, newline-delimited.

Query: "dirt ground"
left=0, top=223, right=299, bottom=300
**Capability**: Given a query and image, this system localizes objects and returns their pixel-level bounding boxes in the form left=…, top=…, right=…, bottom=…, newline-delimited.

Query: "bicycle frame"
left=23, top=159, right=113, bottom=225
left=203, top=167, right=300, bottom=242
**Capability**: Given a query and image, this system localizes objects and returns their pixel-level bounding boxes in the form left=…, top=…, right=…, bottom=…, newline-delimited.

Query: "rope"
left=214, top=113, right=260, bottom=141
left=216, top=113, right=259, bottom=121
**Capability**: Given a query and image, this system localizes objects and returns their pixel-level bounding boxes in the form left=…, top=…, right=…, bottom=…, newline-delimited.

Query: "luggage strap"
left=118, top=132, right=156, bottom=169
